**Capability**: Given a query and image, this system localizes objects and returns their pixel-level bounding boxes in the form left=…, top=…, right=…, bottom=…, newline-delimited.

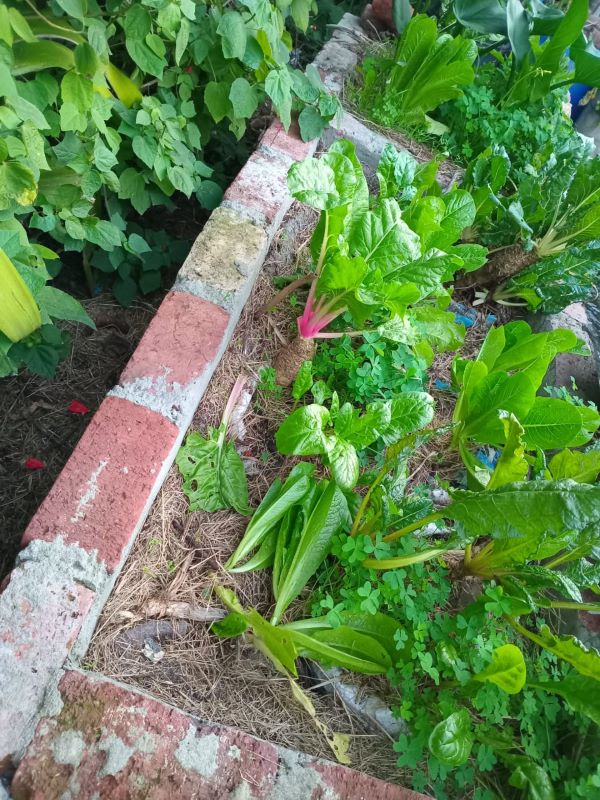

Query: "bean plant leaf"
left=428, top=710, right=474, bottom=766
left=473, top=644, right=526, bottom=694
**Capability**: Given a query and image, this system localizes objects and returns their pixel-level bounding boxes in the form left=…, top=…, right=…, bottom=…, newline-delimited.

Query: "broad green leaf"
left=176, top=427, right=250, bottom=515
left=376, top=143, right=417, bottom=200
left=461, top=372, right=536, bottom=444
left=529, top=674, right=600, bottom=725
left=284, top=611, right=402, bottom=661
left=348, top=199, right=421, bottom=274
left=265, top=68, right=293, bottom=130
left=291, top=360, right=313, bottom=402
left=488, top=413, right=529, bottom=489
left=204, top=81, right=231, bottom=123
left=229, top=77, right=258, bottom=119
left=298, top=106, right=327, bottom=142
left=522, top=398, right=585, bottom=450
left=473, top=644, right=526, bottom=694
left=275, top=404, right=330, bottom=455
left=548, top=448, right=600, bottom=484
left=410, top=306, right=465, bottom=352
left=211, top=612, right=248, bottom=639
left=507, top=756, right=555, bottom=800
left=428, top=710, right=473, bottom=766
left=326, top=437, right=359, bottom=490
left=36, top=286, right=95, bottom=328
left=287, top=151, right=357, bottom=211
left=217, top=10, right=247, bottom=60
left=272, top=480, right=348, bottom=623
left=225, top=463, right=314, bottom=569
left=247, top=609, right=299, bottom=676
left=515, top=623, right=600, bottom=681
left=426, top=190, right=476, bottom=250
left=380, top=392, right=435, bottom=446
left=289, top=627, right=391, bottom=674
left=448, top=481, right=600, bottom=541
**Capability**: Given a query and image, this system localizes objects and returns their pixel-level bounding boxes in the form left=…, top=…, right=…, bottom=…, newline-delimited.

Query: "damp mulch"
left=87, top=201, right=506, bottom=785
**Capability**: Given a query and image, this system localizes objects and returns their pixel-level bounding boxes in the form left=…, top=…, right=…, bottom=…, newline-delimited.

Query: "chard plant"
left=274, top=139, right=486, bottom=385
left=450, top=321, right=600, bottom=485
left=462, top=144, right=600, bottom=312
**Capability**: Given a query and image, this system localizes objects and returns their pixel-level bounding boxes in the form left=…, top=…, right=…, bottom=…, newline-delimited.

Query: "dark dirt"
left=0, top=297, right=157, bottom=579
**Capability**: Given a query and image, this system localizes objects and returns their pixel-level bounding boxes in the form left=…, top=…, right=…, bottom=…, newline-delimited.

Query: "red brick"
left=260, top=118, right=318, bottom=162
left=22, top=397, right=179, bottom=572
left=12, top=670, right=431, bottom=800
left=224, top=149, right=292, bottom=228
left=119, top=291, right=229, bottom=387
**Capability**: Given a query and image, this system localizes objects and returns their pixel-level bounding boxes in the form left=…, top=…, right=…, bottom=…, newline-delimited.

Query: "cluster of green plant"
left=177, top=141, right=600, bottom=798
left=356, top=14, right=478, bottom=134
left=272, top=139, right=485, bottom=384
left=312, top=331, right=429, bottom=405
left=462, top=143, right=600, bottom=312
left=0, top=0, right=340, bottom=376
left=353, top=0, right=600, bottom=312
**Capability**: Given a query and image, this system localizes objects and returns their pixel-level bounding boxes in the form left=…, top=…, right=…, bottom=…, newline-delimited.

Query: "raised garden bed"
left=2, top=10, right=600, bottom=800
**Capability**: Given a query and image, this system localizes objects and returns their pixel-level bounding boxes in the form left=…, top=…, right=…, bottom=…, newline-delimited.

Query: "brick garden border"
left=0, top=15, right=428, bottom=799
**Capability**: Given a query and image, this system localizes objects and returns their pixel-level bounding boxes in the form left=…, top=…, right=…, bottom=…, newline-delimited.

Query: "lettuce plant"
left=357, top=14, right=477, bottom=132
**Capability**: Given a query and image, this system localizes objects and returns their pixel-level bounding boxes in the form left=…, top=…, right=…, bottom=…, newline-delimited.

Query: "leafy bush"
left=0, top=0, right=339, bottom=375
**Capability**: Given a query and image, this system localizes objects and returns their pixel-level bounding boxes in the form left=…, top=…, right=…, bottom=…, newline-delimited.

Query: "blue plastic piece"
left=434, top=379, right=451, bottom=391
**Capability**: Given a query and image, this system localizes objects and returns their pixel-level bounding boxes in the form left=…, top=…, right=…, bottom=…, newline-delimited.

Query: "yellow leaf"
left=288, top=678, right=352, bottom=765
left=105, top=62, right=142, bottom=107
left=0, top=247, right=41, bottom=341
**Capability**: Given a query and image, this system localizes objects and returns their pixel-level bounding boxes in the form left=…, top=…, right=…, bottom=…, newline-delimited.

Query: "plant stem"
left=382, top=511, right=444, bottom=543
left=464, top=543, right=472, bottom=567
left=548, top=601, right=600, bottom=612
left=256, top=275, right=312, bottom=316
left=363, top=546, right=448, bottom=570
left=82, top=248, right=95, bottom=296
left=350, top=461, right=389, bottom=537
left=549, top=77, right=574, bottom=92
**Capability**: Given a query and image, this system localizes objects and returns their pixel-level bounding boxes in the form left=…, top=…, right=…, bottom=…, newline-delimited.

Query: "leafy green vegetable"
left=176, top=377, right=249, bottom=515
left=357, top=14, right=477, bottom=131
left=428, top=710, right=474, bottom=766
left=473, top=644, right=526, bottom=694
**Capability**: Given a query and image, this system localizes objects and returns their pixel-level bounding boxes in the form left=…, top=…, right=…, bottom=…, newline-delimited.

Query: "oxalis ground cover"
left=90, top=134, right=600, bottom=800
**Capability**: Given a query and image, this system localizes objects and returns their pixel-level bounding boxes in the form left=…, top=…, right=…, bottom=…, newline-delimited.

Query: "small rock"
left=143, top=638, right=164, bottom=664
